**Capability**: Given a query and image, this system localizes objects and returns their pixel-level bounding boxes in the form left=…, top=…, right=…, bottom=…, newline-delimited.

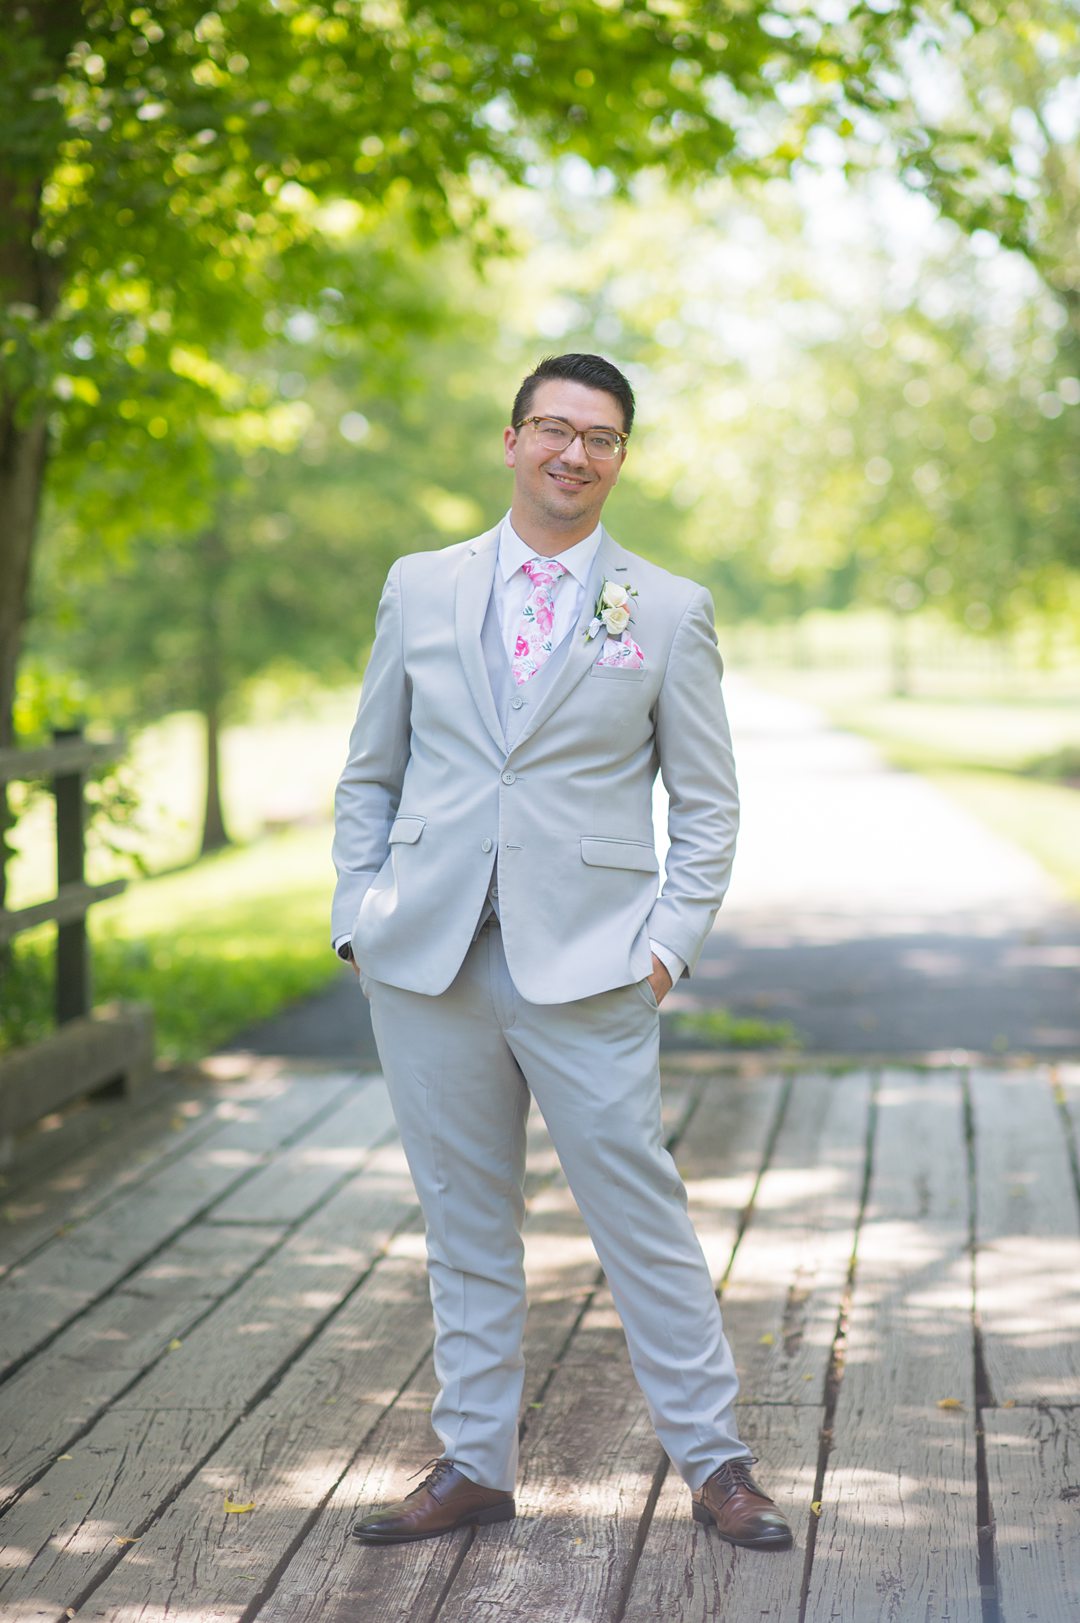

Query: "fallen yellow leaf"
left=167, top=1339, right=183, bottom=1351
left=759, top=1333, right=775, bottom=1346
left=810, top=1501, right=822, bottom=1516
left=937, top=1398, right=964, bottom=1410
left=115, top=1536, right=140, bottom=1545
left=224, top=1497, right=256, bottom=1514
left=57, top=1454, right=72, bottom=1461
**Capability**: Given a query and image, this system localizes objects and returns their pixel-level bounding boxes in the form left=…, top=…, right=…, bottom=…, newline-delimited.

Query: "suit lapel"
left=454, top=526, right=505, bottom=753
left=510, top=526, right=627, bottom=754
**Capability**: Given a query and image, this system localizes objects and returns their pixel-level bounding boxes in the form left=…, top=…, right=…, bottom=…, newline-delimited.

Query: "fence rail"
left=0, top=726, right=152, bottom=1162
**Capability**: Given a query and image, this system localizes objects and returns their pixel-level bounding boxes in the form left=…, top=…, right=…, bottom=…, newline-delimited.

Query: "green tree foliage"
left=0, top=0, right=912, bottom=896
left=502, top=176, right=1078, bottom=635
left=887, top=0, right=1080, bottom=334
left=0, top=0, right=931, bottom=874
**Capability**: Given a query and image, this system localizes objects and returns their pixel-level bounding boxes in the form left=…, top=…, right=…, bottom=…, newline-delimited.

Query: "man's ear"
left=503, top=425, right=518, bottom=468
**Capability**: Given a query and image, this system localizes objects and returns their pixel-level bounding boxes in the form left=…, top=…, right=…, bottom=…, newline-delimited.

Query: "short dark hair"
left=512, top=353, right=635, bottom=436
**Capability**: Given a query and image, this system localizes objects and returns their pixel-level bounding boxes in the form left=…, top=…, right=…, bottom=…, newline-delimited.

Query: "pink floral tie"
left=511, top=558, right=568, bottom=685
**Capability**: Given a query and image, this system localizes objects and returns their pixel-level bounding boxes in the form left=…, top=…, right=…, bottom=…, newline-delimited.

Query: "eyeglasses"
left=514, top=416, right=629, bottom=461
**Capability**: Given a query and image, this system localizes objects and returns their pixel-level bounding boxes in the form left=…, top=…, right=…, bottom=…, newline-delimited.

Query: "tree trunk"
left=198, top=529, right=230, bottom=855
left=0, top=0, right=83, bottom=910
left=200, top=693, right=230, bottom=855
left=890, top=610, right=910, bottom=699
left=0, top=406, right=51, bottom=910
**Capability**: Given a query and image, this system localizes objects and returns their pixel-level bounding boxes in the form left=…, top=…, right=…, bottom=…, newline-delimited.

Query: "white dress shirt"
left=337, top=512, right=685, bottom=988
left=493, top=513, right=601, bottom=659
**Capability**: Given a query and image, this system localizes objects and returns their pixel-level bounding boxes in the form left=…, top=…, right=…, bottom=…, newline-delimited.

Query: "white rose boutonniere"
left=585, top=579, right=639, bottom=640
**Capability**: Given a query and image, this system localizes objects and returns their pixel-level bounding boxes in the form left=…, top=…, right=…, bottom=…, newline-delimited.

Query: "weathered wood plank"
left=207, top=1078, right=396, bottom=1225
left=0, top=1076, right=222, bottom=1276
left=437, top=1298, right=659, bottom=1623
left=116, top=1138, right=418, bottom=1412
left=0, top=1064, right=335, bottom=1276
left=621, top=1405, right=820, bottom=1623
left=720, top=1071, right=872, bottom=1404
left=971, top=1067, right=1080, bottom=1406
left=804, top=1068, right=981, bottom=1623
left=256, top=1346, right=475, bottom=1623
left=0, top=1139, right=421, bottom=1610
left=69, top=1252, right=438, bottom=1623
left=72, top=1090, right=625, bottom=1623
left=0, top=734, right=122, bottom=781
left=0, top=1406, right=238, bottom=1610
left=233, top=1175, right=628, bottom=1623
left=0, top=1070, right=360, bottom=1374
left=253, top=1081, right=710, bottom=1623
left=0, top=1221, right=274, bottom=1509
left=408, top=1076, right=784, bottom=1623
left=0, top=1001, right=151, bottom=1164
left=984, top=1405, right=1080, bottom=1623
left=0, top=877, right=127, bottom=945
left=674, top=1071, right=787, bottom=1260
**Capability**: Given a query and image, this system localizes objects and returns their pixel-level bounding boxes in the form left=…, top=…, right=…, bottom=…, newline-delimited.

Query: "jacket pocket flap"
left=388, top=817, right=425, bottom=845
left=581, top=837, right=658, bottom=873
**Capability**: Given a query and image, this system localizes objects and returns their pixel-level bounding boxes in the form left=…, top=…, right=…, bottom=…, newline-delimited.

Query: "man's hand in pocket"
left=648, top=955, right=673, bottom=1005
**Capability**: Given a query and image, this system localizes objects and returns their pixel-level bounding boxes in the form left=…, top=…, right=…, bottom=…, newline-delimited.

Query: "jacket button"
left=501, top=770, right=516, bottom=785
left=511, top=696, right=524, bottom=710
left=481, top=838, right=493, bottom=853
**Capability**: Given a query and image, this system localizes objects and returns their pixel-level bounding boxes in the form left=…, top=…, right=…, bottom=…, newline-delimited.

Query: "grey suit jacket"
left=330, top=523, right=739, bottom=1004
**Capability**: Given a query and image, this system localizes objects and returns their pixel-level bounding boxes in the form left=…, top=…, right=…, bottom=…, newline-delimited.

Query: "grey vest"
left=474, top=584, right=577, bottom=930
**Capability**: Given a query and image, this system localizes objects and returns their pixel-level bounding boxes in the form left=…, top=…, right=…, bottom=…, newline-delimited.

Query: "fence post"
left=53, top=724, right=89, bottom=1025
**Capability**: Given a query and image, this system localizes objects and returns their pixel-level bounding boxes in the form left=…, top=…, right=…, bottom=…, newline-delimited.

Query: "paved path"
left=689, top=678, right=1080, bottom=1055
left=227, top=678, right=1080, bottom=1062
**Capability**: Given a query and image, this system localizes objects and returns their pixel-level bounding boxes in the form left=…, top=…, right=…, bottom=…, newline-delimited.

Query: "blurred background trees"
left=2, top=0, right=1078, bottom=1052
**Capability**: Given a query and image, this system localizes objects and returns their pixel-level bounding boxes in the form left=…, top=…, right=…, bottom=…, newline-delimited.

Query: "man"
left=331, top=353, right=792, bottom=1552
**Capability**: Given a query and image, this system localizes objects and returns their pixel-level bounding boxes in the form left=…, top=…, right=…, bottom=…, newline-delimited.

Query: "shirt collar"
left=497, top=513, right=602, bottom=589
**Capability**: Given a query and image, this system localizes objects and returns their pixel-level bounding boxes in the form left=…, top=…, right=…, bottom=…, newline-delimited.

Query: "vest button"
left=511, top=696, right=524, bottom=710
left=501, top=770, right=516, bottom=785
left=481, top=838, right=493, bottom=853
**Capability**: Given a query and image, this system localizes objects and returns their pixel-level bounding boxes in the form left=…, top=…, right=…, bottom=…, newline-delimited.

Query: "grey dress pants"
left=363, top=918, right=749, bottom=1493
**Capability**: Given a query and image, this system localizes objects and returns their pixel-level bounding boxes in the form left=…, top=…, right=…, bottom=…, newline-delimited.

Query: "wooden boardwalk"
left=0, top=1055, right=1078, bottom=1622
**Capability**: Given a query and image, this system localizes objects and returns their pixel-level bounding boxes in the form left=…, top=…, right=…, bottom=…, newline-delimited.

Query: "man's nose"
left=560, top=431, right=590, bottom=467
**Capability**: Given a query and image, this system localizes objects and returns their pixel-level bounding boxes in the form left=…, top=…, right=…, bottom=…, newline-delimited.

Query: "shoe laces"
left=405, top=1456, right=456, bottom=1496
left=705, top=1456, right=764, bottom=1505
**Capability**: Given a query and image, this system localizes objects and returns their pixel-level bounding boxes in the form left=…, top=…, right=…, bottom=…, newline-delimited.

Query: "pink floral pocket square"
left=595, top=634, right=645, bottom=670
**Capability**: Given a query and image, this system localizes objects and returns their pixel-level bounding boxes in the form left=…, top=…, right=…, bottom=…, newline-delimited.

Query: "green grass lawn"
left=6, top=684, right=359, bottom=907
left=4, top=684, right=362, bottom=1061
left=2, top=822, right=343, bottom=1061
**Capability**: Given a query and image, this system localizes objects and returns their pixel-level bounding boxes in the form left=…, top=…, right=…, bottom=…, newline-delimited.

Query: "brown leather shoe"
left=691, top=1458, right=794, bottom=1551
left=352, top=1458, right=515, bottom=1544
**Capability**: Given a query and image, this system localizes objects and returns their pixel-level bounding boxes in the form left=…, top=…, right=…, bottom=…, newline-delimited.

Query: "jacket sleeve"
left=330, top=560, right=412, bottom=944
left=647, top=587, right=739, bottom=976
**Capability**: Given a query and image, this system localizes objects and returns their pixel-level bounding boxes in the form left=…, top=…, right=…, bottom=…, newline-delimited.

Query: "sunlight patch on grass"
left=2, top=824, right=342, bottom=1060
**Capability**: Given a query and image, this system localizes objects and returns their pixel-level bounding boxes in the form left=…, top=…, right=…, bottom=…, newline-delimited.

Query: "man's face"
left=503, top=379, right=626, bottom=536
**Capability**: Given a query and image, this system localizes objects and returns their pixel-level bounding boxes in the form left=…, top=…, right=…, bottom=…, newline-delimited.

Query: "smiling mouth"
left=547, top=470, right=591, bottom=490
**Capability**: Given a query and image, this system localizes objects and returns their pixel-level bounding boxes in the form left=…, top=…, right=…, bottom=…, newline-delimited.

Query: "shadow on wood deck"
left=0, top=1055, right=1077, bottom=1622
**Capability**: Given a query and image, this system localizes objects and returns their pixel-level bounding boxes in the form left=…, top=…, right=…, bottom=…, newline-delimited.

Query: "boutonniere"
left=585, top=579, right=638, bottom=641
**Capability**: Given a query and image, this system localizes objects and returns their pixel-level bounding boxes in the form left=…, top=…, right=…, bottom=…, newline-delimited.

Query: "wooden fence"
left=0, top=728, right=153, bottom=1162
